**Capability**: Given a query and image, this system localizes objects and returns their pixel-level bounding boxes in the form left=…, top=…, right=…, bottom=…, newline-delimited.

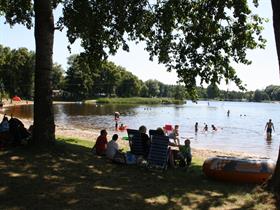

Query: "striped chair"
left=147, top=135, right=169, bottom=171
left=127, top=129, right=145, bottom=156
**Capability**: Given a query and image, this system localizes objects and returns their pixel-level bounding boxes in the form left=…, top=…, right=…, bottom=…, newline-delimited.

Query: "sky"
left=0, top=1, right=279, bottom=91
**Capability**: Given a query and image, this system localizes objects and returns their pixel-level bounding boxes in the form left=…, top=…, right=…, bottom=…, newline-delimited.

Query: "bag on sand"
left=125, top=152, right=136, bottom=164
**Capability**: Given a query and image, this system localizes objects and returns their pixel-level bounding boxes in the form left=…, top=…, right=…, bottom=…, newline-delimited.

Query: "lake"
left=2, top=101, right=280, bottom=160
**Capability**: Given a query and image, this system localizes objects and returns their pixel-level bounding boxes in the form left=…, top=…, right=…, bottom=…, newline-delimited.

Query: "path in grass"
left=0, top=139, right=276, bottom=210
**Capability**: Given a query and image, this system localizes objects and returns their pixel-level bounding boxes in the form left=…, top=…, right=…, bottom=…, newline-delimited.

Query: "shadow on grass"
left=0, top=141, right=276, bottom=210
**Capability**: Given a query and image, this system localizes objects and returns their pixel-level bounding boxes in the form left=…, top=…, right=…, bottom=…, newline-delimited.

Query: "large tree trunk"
left=270, top=0, right=280, bottom=203
left=32, top=0, right=55, bottom=145
left=272, top=0, right=280, bottom=72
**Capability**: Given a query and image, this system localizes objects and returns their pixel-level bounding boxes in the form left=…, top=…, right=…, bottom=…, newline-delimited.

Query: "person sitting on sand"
left=156, top=127, right=179, bottom=168
left=92, top=129, right=108, bottom=156
left=106, top=134, right=125, bottom=163
left=139, top=125, right=151, bottom=158
left=0, top=114, right=9, bottom=133
left=178, top=139, right=192, bottom=167
left=156, top=127, right=165, bottom=136
left=9, top=115, right=31, bottom=146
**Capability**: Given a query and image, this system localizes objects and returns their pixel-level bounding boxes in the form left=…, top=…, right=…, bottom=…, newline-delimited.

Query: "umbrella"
left=12, top=96, right=21, bottom=101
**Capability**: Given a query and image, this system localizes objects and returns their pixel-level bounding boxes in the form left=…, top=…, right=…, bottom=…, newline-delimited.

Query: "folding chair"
left=148, top=129, right=158, bottom=141
left=127, top=129, right=145, bottom=156
left=147, top=135, right=170, bottom=171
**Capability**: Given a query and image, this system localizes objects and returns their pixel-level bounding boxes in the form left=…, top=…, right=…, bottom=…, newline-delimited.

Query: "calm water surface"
left=2, top=101, right=280, bottom=160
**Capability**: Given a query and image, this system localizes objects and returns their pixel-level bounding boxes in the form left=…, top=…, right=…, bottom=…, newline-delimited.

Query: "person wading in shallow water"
left=265, top=119, right=275, bottom=139
left=114, top=112, right=120, bottom=130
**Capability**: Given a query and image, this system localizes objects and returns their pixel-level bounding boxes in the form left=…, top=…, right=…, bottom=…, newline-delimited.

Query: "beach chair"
left=148, top=129, right=158, bottom=141
left=147, top=135, right=170, bottom=171
left=127, top=129, right=145, bottom=156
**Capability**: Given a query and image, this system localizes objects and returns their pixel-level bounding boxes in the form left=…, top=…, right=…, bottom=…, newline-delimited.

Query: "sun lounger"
left=147, top=135, right=169, bottom=171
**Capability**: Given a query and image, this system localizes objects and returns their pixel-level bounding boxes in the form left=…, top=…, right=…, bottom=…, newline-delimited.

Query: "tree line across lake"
left=0, top=44, right=279, bottom=103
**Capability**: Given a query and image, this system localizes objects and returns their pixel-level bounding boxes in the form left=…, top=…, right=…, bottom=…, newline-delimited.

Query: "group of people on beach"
left=0, top=114, right=31, bottom=147
left=92, top=123, right=192, bottom=168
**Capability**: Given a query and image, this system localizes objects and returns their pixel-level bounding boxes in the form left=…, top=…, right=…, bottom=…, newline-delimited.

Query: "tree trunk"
left=272, top=0, right=280, bottom=73
left=270, top=0, right=280, bottom=203
left=32, top=0, right=55, bottom=145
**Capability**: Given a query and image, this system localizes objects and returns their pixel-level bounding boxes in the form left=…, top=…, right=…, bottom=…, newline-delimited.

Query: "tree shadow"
left=0, top=142, right=276, bottom=210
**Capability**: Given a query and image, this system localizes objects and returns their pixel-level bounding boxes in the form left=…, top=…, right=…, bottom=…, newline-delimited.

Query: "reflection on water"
left=1, top=101, right=280, bottom=160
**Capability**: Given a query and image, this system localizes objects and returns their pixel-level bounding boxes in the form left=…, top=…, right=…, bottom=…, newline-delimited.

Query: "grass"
left=91, top=97, right=185, bottom=105
left=0, top=137, right=277, bottom=210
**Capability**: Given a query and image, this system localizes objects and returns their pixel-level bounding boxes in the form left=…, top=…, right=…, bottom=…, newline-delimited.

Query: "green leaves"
left=0, top=0, right=33, bottom=28
left=1, top=0, right=266, bottom=100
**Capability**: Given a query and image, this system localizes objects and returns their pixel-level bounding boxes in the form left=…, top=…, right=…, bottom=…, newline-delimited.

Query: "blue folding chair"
left=147, top=135, right=170, bottom=171
left=127, top=129, right=145, bottom=156
left=148, top=129, right=158, bottom=141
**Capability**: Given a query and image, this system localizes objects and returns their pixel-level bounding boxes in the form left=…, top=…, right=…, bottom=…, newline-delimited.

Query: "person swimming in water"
left=203, top=124, right=208, bottom=132
left=211, top=124, right=217, bottom=131
left=265, top=119, right=275, bottom=139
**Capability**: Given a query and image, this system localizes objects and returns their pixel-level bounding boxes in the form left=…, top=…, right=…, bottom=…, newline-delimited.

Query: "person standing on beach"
left=265, top=119, right=275, bottom=138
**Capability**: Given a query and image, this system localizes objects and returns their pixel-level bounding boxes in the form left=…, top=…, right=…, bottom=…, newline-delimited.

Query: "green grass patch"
left=0, top=137, right=276, bottom=210
left=94, top=97, right=185, bottom=105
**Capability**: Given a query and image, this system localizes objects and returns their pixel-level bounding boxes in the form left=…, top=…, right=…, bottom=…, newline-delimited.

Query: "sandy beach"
left=0, top=101, right=263, bottom=160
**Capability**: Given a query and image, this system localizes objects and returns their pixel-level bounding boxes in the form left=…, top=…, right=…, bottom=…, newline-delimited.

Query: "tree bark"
left=32, top=0, right=55, bottom=145
left=270, top=0, right=280, bottom=203
left=272, top=0, right=280, bottom=73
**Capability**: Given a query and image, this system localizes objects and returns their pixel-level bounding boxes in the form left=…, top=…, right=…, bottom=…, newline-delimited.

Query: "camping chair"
left=127, top=129, right=145, bottom=156
left=148, top=129, right=158, bottom=142
left=147, top=135, right=170, bottom=171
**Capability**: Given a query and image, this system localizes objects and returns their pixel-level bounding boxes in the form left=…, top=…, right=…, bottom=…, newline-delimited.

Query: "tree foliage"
left=0, top=1, right=266, bottom=141
left=59, top=0, right=265, bottom=97
left=0, top=45, right=35, bottom=98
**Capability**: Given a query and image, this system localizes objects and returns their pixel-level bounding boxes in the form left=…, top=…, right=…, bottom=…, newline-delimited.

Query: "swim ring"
left=118, top=126, right=127, bottom=131
left=203, top=156, right=275, bottom=184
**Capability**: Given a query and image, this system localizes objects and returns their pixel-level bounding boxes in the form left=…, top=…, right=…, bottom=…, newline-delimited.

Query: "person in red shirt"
left=92, top=129, right=108, bottom=156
